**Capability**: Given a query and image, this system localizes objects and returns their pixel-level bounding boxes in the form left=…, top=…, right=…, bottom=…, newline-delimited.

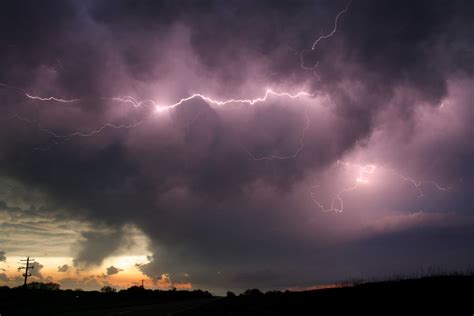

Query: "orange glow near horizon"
left=0, top=255, right=191, bottom=291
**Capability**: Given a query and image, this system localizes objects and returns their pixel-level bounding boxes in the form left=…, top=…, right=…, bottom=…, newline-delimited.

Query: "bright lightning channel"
left=0, top=82, right=80, bottom=103
left=311, top=160, right=375, bottom=213
left=2, top=84, right=313, bottom=142
left=109, top=89, right=313, bottom=112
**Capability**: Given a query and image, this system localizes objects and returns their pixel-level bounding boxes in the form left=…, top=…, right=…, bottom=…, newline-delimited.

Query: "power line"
left=18, top=257, right=35, bottom=287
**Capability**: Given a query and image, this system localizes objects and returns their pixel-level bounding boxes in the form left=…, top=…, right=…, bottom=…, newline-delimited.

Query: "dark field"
left=1, top=275, right=473, bottom=315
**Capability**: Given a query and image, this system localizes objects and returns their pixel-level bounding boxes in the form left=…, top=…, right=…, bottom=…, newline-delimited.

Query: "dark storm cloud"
left=0, top=0, right=472, bottom=293
left=73, top=230, right=128, bottom=267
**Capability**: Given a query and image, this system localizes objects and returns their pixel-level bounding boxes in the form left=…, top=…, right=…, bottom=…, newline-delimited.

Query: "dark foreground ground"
left=1, top=275, right=473, bottom=315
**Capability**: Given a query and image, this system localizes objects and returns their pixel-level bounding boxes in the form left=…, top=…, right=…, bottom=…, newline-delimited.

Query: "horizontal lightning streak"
left=25, top=93, right=80, bottom=103
left=13, top=113, right=144, bottom=151
left=109, top=89, right=313, bottom=112
left=14, top=114, right=143, bottom=139
left=7, top=87, right=313, bottom=153
left=390, top=171, right=450, bottom=198
left=1, top=82, right=80, bottom=103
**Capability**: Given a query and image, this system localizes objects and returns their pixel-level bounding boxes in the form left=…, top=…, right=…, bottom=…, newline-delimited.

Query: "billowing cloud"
left=57, top=264, right=70, bottom=273
left=30, top=262, right=44, bottom=279
left=59, top=277, right=102, bottom=291
left=0, top=273, right=9, bottom=282
left=106, top=265, right=122, bottom=276
left=0, top=0, right=472, bottom=293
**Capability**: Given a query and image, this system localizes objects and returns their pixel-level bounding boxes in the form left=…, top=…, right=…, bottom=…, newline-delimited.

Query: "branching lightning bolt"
left=310, top=161, right=375, bottom=213
left=310, top=161, right=450, bottom=213
left=0, top=2, right=452, bottom=215
left=12, top=113, right=144, bottom=151
left=390, top=171, right=450, bottom=198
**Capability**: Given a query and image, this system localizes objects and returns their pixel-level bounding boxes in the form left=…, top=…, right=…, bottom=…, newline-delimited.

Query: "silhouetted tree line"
left=24, top=281, right=61, bottom=291
left=0, top=282, right=212, bottom=298
left=0, top=282, right=213, bottom=315
left=178, top=274, right=474, bottom=315
left=1, top=274, right=474, bottom=315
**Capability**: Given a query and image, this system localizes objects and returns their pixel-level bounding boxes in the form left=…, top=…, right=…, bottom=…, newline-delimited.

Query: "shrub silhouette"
left=26, top=282, right=60, bottom=291
left=100, top=285, right=117, bottom=293
left=241, top=288, right=263, bottom=296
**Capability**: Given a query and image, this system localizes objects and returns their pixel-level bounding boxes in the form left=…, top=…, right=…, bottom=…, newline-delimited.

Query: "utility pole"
left=140, top=279, right=145, bottom=288
left=18, top=257, right=35, bottom=287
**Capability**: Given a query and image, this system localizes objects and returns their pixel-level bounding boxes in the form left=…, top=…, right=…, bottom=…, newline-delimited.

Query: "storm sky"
left=0, top=0, right=473, bottom=293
